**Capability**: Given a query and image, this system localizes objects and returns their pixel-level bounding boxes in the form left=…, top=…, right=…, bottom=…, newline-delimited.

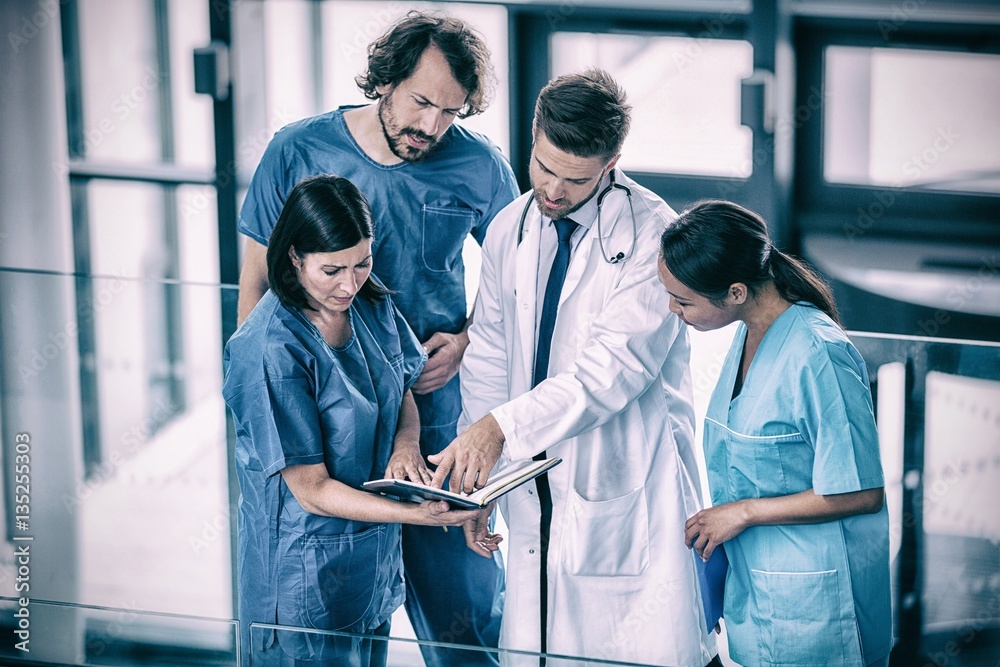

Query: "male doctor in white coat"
left=429, top=69, right=720, bottom=666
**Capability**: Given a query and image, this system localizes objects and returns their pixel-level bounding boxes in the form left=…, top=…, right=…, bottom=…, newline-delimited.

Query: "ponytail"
left=660, top=199, right=844, bottom=328
left=768, top=250, right=841, bottom=327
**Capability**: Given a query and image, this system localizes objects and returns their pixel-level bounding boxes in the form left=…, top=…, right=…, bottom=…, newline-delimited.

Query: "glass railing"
left=0, top=267, right=998, bottom=666
left=847, top=331, right=1000, bottom=666
left=0, top=269, right=237, bottom=630
left=0, top=598, right=669, bottom=666
left=0, top=598, right=238, bottom=665
left=247, top=623, right=666, bottom=667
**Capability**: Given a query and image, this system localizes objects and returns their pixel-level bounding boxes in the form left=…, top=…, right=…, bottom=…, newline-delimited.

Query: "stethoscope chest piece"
left=595, top=170, right=637, bottom=265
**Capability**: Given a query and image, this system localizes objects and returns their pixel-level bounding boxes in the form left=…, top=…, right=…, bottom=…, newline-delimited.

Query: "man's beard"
left=378, top=91, right=440, bottom=162
left=530, top=177, right=603, bottom=220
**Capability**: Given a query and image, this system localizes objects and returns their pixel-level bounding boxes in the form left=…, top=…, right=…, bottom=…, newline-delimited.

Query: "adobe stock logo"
left=845, top=126, right=961, bottom=241
left=7, top=0, right=66, bottom=54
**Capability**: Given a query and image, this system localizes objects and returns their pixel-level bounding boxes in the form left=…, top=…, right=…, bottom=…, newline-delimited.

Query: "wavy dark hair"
left=659, top=199, right=841, bottom=326
left=534, top=68, right=632, bottom=161
left=267, top=174, right=389, bottom=311
left=355, top=10, right=494, bottom=118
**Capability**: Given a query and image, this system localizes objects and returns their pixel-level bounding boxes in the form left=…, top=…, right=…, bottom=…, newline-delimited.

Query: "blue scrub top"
left=222, top=286, right=427, bottom=661
left=704, top=303, right=891, bottom=667
left=238, top=106, right=519, bottom=454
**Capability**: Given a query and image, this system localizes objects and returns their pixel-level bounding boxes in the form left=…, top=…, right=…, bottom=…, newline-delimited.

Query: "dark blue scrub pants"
left=402, top=524, right=504, bottom=666
left=406, top=381, right=504, bottom=667
left=259, top=620, right=391, bottom=667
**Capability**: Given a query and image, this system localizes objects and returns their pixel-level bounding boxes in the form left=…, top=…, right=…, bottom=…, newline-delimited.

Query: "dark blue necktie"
left=533, top=218, right=578, bottom=388
left=532, top=217, right=577, bottom=660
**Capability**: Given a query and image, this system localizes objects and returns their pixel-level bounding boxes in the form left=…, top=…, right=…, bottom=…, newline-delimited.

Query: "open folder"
left=694, top=544, right=728, bottom=633
left=363, top=457, right=562, bottom=510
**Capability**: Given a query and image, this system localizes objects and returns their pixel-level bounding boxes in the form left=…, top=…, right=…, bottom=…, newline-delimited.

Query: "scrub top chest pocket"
left=421, top=205, right=476, bottom=273
left=705, top=419, right=814, bottom=503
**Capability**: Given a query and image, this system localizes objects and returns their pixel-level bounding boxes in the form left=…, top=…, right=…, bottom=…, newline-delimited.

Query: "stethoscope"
left=516, top=169, right=638, bottom=265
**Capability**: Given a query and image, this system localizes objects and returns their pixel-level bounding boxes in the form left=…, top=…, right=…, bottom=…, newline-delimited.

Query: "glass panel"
left=846, top=333, right=1000, bottom=657
left=78, top=0, right=159, bottom=163
left=85, top=181, right=222, bottom=470
left=0, top=271, right=230, bottom=620
left=264, top=0, right=318, bottom=125
left=824, top=46, right=1000, bottom=193
left=875, top=363, right=906, bottom=564
left=550, top=32, right=753, bottom=177
left=77, top=0, right=212, bottom=168
left=0, top=599, right=237, bottom=665
left=249, top=623, right=666, bottom=666
left=922, top=371, right=1000, bottom=631
left=167, top=0, right=214, bottom=169
left=177, top=184, right=220, bottom=284
left=321, top=2, right=511, bottom=156
left=875, top=361, right=906, bottom=634
left=88, top=181, right=167, bottom=278
left=85, top=278, right=228, bottom=616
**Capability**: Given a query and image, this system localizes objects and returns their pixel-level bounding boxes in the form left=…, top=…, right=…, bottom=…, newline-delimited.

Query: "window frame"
left=792, top=17, right=1000, bottom=244
left=508, top=5, right=760, bottom=213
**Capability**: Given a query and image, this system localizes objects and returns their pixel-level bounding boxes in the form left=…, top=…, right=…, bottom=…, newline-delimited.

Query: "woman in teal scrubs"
left=223, top=175, right=494, bottom=667
left=658, top=200, right=892, bottom=667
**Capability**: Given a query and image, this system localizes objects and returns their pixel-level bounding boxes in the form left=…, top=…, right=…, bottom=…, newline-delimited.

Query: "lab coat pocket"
left=749, top=568, right=855, bottom=666
left=563, top=485, right=649, bottom=577
left=421, top=205, right=475, bottom=273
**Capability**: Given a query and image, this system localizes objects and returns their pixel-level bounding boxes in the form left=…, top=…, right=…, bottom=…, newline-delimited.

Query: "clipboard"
left=694, top=544, right=728, bottom=633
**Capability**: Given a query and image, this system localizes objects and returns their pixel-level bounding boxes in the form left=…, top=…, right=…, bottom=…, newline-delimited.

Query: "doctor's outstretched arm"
left=428, top=412, right=505, bottom=494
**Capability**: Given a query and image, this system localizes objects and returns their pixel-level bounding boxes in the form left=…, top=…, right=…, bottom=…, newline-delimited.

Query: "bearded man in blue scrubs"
left=236, top=12, right=518, bottom=667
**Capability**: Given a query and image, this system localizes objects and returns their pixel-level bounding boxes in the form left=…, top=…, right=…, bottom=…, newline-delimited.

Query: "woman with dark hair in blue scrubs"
left=223, top=174, right=495, bottom=667
left=658, top=200, right=892, bottom=667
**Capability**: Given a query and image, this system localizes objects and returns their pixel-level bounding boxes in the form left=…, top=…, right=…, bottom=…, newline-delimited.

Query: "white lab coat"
left=459, top=170, right=716, bottom=667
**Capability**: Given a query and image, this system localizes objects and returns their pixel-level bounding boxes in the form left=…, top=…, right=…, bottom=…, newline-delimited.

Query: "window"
left=77, top=0, right=212, bottom=168
left=57, top=0, right=230, bottom=626
left=824, top=46, right=1000, bottom=194
left=793, top=20, right=998, bottom=243
left=255, top=1, right=511, bottom=157
left=551, top=31, right=753, bottom=177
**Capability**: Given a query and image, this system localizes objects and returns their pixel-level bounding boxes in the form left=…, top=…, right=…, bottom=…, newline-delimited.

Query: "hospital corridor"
left=0, top=1, right=998, bottom=666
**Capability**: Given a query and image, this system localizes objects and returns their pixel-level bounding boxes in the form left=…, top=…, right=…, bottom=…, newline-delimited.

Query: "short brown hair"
left=534, top=68, right=632, bottom=161
left=356, top=11, right=495, bottom=118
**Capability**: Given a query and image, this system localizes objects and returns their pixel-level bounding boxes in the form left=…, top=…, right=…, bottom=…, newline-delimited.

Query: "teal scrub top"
left=704, top=303, right=891, bottom=667
left=223, top=285, right=427, bottom=661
